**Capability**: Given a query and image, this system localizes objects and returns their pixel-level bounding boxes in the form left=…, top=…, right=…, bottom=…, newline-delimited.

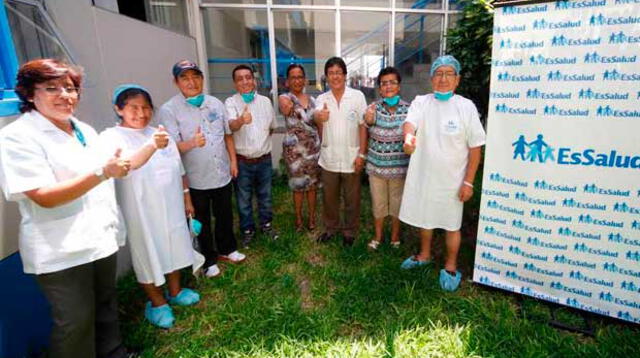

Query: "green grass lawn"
left=118, top=176, right=638, bottom=357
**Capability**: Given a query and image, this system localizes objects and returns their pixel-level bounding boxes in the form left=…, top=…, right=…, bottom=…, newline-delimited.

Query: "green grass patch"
left=118, top=177, right=638, bottom=357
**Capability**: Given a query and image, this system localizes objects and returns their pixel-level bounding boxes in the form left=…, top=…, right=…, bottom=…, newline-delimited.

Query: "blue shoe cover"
left=439, top=269, right=462, bottom=292
left=400, top=256, right=432, bottom=270
left=144, top=302, right=174, bottom=329
left=168, top=288, right=200, bottom=306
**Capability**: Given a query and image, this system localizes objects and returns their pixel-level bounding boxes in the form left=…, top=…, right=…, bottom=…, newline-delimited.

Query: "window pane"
left=273, top=10, right=335, bottom=97
left=273, top=0, right=334, bottom=5
left=202, top=8, right=271, bottom=99
left=394, top=13, right=442, bottom=100
left=201, top=0, right=267, bottom=4
left=341, top=11, right=390, bottom=103
left=5, top=1, right=72, bottom=64
left=449, top=0, right=464, bottom=10
left=144, top=0, right=188, bottom=35
left=342, top=0, right=390, bottom=7
left=396, top=0, right=443, bottom=10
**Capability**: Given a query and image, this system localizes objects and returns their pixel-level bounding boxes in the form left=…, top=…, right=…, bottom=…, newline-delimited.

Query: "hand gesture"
left=153, top=125, right=170, bottom=149
left=403, top=133, right=417, bottom=155
left=364, top=103, right=376, bottom=126
left=279, top=96, right=294, bottom=117
left=316, top=103, right=330, bottom=122
left=458, top=184, right=474, bottom=202
left=193, top=125, right=206, bottom=148
left=241, top=105, right=252, bottom=124
left=103, top=148, right=130, bottom=179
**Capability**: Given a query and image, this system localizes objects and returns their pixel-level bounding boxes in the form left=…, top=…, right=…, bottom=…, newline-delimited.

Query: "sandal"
left=367, top=240, right=381, bottom=250
left=390, top=241, right=401, bottom=248
left=308, top=217, right=316, bottom=231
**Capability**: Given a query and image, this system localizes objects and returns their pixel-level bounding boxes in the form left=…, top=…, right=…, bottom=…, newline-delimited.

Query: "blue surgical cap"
left=112, top=83, right=150, bottom=104
left=430, top=55, right=461, bottom=77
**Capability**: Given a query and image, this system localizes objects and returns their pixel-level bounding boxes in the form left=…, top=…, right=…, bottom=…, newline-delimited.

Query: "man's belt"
left=237, top=153, right=271, bottom=164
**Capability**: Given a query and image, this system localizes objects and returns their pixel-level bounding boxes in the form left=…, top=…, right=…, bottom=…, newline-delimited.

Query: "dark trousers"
left=321, top=169, right=361, bottom=237
left=191, top=182, right=237, bottom=268
left=234, top=157, right=273, bottom=232
left=34, top=253, right=126, bottom=358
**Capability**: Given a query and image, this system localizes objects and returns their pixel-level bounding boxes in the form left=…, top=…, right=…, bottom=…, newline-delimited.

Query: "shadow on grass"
left=117, top=172, right=638, bottom=357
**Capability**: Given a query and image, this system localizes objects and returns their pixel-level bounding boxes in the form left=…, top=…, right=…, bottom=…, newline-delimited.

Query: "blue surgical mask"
left=383, top=95, right=400, bottom=107
left=189, top=217, right=202, bottom=236
left=241, top=92, right=255, bottom=104
left=434, top=91, right=454, bottom=101
left=186, top=94, right=204, bottom=107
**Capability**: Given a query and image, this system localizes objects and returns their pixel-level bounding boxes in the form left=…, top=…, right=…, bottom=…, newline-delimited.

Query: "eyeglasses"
left=432, top=72, right=458, bottom=79
left=35, top=86, right=79, bottom=96
left=380, top=80, right=399, bottom=87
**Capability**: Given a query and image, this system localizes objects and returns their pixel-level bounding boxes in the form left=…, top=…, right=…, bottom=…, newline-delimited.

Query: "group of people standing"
left=280, top=56, right=485, bottom=294
left=0, top=54, right=484, bottom=358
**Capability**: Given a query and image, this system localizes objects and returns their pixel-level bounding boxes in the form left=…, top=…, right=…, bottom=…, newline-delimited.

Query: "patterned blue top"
left=366, top=99, right=410, bottom=179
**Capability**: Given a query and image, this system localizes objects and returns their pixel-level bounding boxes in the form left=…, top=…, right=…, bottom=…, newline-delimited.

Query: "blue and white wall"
left=474, top=0, right=640, bottom=324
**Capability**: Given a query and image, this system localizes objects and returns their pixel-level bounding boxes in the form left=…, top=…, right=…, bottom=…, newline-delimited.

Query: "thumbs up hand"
left=364, top=103, right=376, bottom=126
left=241, top=105, right=252, bottom=124
left=152, top=125, right=170, bottom=149
left=103, top=148, right=131, bottom=179
left=192, top=125, right=206, bottom=148
left=316, top=103, right=330, bottom=123
left=403, top=133, right=417, bottom=155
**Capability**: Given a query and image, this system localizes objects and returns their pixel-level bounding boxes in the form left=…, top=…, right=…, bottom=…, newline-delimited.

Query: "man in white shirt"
left=158, top=60, right=246, bottom=279
left=314, top=57, right=368, bottom=246
left=399, top=55, right=486, bottom=292
left=225, top=65, right=278, bottom=246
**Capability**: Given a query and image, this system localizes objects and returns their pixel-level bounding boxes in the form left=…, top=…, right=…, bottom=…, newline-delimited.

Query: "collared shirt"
left=0, top=111, right=125, bottom=274
left=225, top=93, right=276, bottom=158
left=366, top=99, right=410, bottom=179
left=158, top=94, right=232, bottom=190
left=315, top=87, right=367, bottom=173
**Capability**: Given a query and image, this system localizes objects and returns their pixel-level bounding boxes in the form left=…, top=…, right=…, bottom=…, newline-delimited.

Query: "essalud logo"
left=512, top=134, right=640, bottom=169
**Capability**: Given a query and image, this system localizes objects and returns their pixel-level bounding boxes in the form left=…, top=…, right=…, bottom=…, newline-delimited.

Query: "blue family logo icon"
left=497, top=71, right=541, bottom=82
left=512, top=134, right=640, bottom=170
left=529, top=54, right=577, bottom=65
left=495, top=103, right=536, bottom=115
left=603, top=69, right=640, bottom=81
left=547, top=70, right=595, bottom=81
left=499, top=39, right=544, bottom=49
left=533, top=19, right=581, bottom=30
left=512, top=134, right=555, bottom=163
left=578, top=88, right=629, bottom=100
left=609, top=31, right=640, bottom=44
left=596, top=105, right=640, bottom=118
left=551, top=34, right=601, bottom=46
left=543, top=104, right=589, bottom=117
left=590, top=13, right=640, bottom=26
left=526, top=88, right=572, bottom=100
left=502, top=4, right=548, bottom=14
left=584, top=52, right=637, bottom=64
left=555, top=0, right=607, bottom=9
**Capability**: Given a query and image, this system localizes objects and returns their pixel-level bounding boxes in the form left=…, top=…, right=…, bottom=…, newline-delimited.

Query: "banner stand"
left=513, top=293, right=596, bottom=336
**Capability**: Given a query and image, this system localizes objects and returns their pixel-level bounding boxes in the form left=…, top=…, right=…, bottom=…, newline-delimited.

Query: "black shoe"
left=261, top=222, right=279, bottom=240
left=242, top=229, right=255, bottom=247
left=316, top=232, right=333, bottom=243
left=343, top=236, right=355, bottom=247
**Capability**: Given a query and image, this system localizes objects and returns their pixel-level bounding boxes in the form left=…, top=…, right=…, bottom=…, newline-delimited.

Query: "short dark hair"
left=15, top=59, right=83, bottom=113
left=232, top=65, right=254, bottom=81
left=376, top=67, right=402, bottom=87
left=286, top=63, right=306, bottom=78
left=114, top=88, right=154, bottom=113
left=324, top=57, right=347, bottom=77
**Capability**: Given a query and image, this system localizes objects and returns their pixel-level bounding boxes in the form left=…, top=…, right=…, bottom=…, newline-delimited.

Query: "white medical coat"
left=100, top=126, right=203, bottom=285
left=399, top=94, right=486, bottom=231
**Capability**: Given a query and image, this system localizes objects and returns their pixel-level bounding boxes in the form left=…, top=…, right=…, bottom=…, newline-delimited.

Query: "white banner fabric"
left=473, top=0, right=640, bottom=324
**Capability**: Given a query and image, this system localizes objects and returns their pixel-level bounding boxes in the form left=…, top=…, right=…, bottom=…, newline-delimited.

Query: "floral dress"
left=281, top=93, right=321, bottom=191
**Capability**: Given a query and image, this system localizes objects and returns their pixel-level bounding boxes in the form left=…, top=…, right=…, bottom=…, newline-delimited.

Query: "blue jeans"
left=234, top=157, right=273, bottom=232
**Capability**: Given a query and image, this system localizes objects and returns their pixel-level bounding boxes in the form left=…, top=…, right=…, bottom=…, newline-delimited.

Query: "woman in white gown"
left=100, top=84, right=204, bottom=328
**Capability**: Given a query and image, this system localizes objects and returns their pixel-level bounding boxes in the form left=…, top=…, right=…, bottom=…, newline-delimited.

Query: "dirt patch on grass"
left=298, top=276, right=314, bottom=311
left=306, top=252, right=326, bottom=267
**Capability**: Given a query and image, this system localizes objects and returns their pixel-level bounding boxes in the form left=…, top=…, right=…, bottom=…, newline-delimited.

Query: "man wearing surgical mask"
left=158, top=60, right=245, bottom=280
left=226, top=65, right=278, bottom=247
left=398, top=55, right=486, bottom=292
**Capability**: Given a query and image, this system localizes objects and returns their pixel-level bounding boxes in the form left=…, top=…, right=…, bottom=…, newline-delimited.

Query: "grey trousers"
left=34, top=253, right=126, bottom=358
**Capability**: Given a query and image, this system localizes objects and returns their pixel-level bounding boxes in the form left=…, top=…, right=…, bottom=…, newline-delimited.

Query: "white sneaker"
left=204, top=264, right=221, bottom=278
left=219, top=251, right=246, bottom=263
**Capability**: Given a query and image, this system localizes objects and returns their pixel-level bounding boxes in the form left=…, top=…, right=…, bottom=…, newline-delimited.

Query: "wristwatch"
left=94, top=166, right=108, bottom=182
